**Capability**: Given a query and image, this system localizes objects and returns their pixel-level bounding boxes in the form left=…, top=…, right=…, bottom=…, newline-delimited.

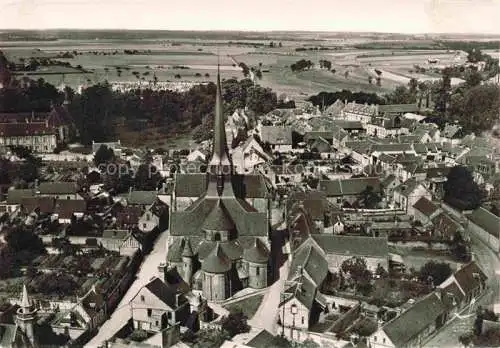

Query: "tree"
left=359, top=185, right=381, bottom=209
left=220, top=310, right=250, bottom=338
left=385, top=85, right=416, bottom=104
left=246, top=85, right=277, bottom=115
left=93, top=145, right=115, bottom=166
left=448, top=84, right=500, bottom=133
left=341, top=257, right=373, bottom=294
left=444, top=166, right=484, bottom=210
left=375, top=264, right=389, bottom=278
left=465, top=70, right=483, bottom=88
left=419, top=261, right=452, bottom=286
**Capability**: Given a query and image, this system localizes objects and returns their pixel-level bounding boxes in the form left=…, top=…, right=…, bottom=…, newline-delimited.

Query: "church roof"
left=181, top=238, right=194, bottom=257
left=243, top=238, right=269, bottom=264
left=21, top=284, right=31, bottom=308
left=202, top=200, right=235, bottom=231
left=201, top=243, right=232, bottom=273
left=170, top=197, right=267, bottom=238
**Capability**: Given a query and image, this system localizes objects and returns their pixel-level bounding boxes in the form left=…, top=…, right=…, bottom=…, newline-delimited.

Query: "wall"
left=279, top=297, right=309, bottom=330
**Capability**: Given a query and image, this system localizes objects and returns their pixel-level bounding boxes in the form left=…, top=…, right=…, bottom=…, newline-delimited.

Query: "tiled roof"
left=38, top=181, right=78, bottom=195
left=144, top=277, right=180, bottom=309
left=286, top=190, right=329, bottom=221
left=383, top=293, right=445, bottom=347
left=171, top=196, right=267, bottom=238
left=0, top=122, right=55, bottom=137
left=201, top=243, right=232, bottom=273
left=453, top=262, right=487, bottom=297
left=378, top=104, right=419, bottom=114
left=126, top=190, right=157, bottom=206
left=468, top=207, right=500, bottom=238
left=318, top=177, right=381, bottom=197
left=243, top=238, right=269, bottom=264
left=54, top=199, right=87, bottom=219
left=289, top=242, right=328, bottom=287
left=311, top=235, right=388, bottom=258
left=413, top=197, right=440, bottom=217
left=202, top=200, right=236, bottom=231
left=174, top=173, right=268, bottom=198
left=6, top=188, right=34, bottom=204
left=21, top=196, right=55, bottom=214
left=371, top=143, right=413, bottom=153
left=260, top=126, right=293, bottom=145
left=332, top=120, right=364, bottom=130
left=431, top=212, right=462, bottom=237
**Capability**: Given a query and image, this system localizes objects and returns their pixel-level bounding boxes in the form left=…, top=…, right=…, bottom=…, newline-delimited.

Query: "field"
left=0, top=36, right=473, bottom=99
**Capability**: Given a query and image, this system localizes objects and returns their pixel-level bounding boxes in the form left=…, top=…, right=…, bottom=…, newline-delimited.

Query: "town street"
left=248, top=261, right=290, bottom=334
left=423, top=233, right=500, bottom=348
left=86, top=231, right=169, bottom=347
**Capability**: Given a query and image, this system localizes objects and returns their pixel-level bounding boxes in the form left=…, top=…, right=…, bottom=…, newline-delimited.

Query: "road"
left=248, top=261, right=289, bottom=334
left=86, top=231, right=169, bottom=347
left=423, top=233, right=500, bottom=348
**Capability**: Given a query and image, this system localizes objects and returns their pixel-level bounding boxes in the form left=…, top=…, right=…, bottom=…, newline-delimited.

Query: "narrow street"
left=423, top=233, right=500, bottom=348
left=86, top=231, right=169, bottom=347
left=248, top=261, right=289, bottom=334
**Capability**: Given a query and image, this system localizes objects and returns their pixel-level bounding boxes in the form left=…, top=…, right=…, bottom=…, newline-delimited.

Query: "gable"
left=130, top=287, right=173, bottom=311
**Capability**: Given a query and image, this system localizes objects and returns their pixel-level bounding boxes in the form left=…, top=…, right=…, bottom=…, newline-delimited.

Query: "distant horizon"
left=0, top=28, right=500, bottom=37
left=0, top=0, right=498, bottom=35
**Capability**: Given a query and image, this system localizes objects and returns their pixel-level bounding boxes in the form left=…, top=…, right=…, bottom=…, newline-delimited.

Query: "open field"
left=1, top=34, right=477, bottom=99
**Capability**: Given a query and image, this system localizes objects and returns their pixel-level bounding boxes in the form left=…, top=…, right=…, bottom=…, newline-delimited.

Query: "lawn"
left=223, top=294, right=264, bottom=319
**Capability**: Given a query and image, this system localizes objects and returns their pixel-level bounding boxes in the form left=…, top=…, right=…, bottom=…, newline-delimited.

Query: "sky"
left=0, top=0, right=499, bottom=34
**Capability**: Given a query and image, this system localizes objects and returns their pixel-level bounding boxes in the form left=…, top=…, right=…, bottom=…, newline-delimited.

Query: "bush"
left=129, top=329, right=148, bottom=342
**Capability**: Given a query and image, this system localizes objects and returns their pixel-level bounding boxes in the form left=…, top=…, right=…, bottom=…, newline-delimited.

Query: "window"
left=383, top=338, right=386, bottom=344
left=301, top=317, right=304, bottom=324
left=147, top=309, right=152, bottom=317
left=143, top=223, right=147, bottom=229
left=374, top=336, right=377, bottom=342
left=140, top=295, right=145, bottom=302
left=155, top=320, right=159, bottom=326
left=214, top=232, right=221, bottom=241
left=256, top=267, right=260, bottom=276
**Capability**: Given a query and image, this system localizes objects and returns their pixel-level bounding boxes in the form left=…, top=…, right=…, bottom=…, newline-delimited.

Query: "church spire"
left=207, top=64, right=234, bottom=198
left=21, top=284, right=31, bottom=309
left=209, top=65, right=230, bottom=168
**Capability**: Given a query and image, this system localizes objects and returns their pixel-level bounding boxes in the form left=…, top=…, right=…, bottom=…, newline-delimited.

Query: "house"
left=259, top=126, right=293, bottom=152
left=332, top=120, right=365, bottom=135
left=123, top=190, right=158, bottom=209
left=101, top=230, right=141, bottom=256
left=318, top=177, right=381, bottom=206
left=53, top=199, right=87, bottom=224
left=431, top=212, right=463, bottom=241
left=467, top=207, right=500, bottom=253
left=412, top=197, right=441, bottom=225
left=5, top=188, right=35, bottom=213
left=129, top=277, right=190, bottom=333
left=279, top=240, right=329, bottom=332
left=92, top=140, right=122, bottom=156
left=186, top=149, right=208, bottom=163
left=308, top=234, right=389, bottom=273
left=441, top=124, right=464, bottom=145
left=286, top=190, right=333, bottom=232
left=381, top=175, right=401, bottom=198
left=115, top=206, right=142, bottom=230
left=392, top=178, right=431, bottom=214
left=37, top=182, right=82, bottom=200
left=231, top=136, right=272, bottom=174
left=138, top=209, right=160, bottom=234
left=365, top=114, right=410, bottom=138
left=368, top=292, right=446, bottom=348
left=438, top=262, right=487, bottom=310
left=341, top=101, right=378, bottom=124
left=21, top=196, right=56, bottom=215
left=323, top=99, right=345, bottom=117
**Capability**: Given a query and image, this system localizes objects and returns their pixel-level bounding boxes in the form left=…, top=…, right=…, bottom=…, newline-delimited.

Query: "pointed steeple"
left=209, top=65, right=231, bottom=169
left=21, top=284, right=31, bottom=309
left=207, top=64, right=234, bottom=198
left=181, top=237, right=194, bottom=257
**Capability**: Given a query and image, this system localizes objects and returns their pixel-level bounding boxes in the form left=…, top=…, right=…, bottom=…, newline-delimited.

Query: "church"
left=163, top=69, right=272, bottom=302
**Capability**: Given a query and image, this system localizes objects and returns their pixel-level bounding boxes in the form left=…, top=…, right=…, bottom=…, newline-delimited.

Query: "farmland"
left=0, top=34, right=480, bottom=99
